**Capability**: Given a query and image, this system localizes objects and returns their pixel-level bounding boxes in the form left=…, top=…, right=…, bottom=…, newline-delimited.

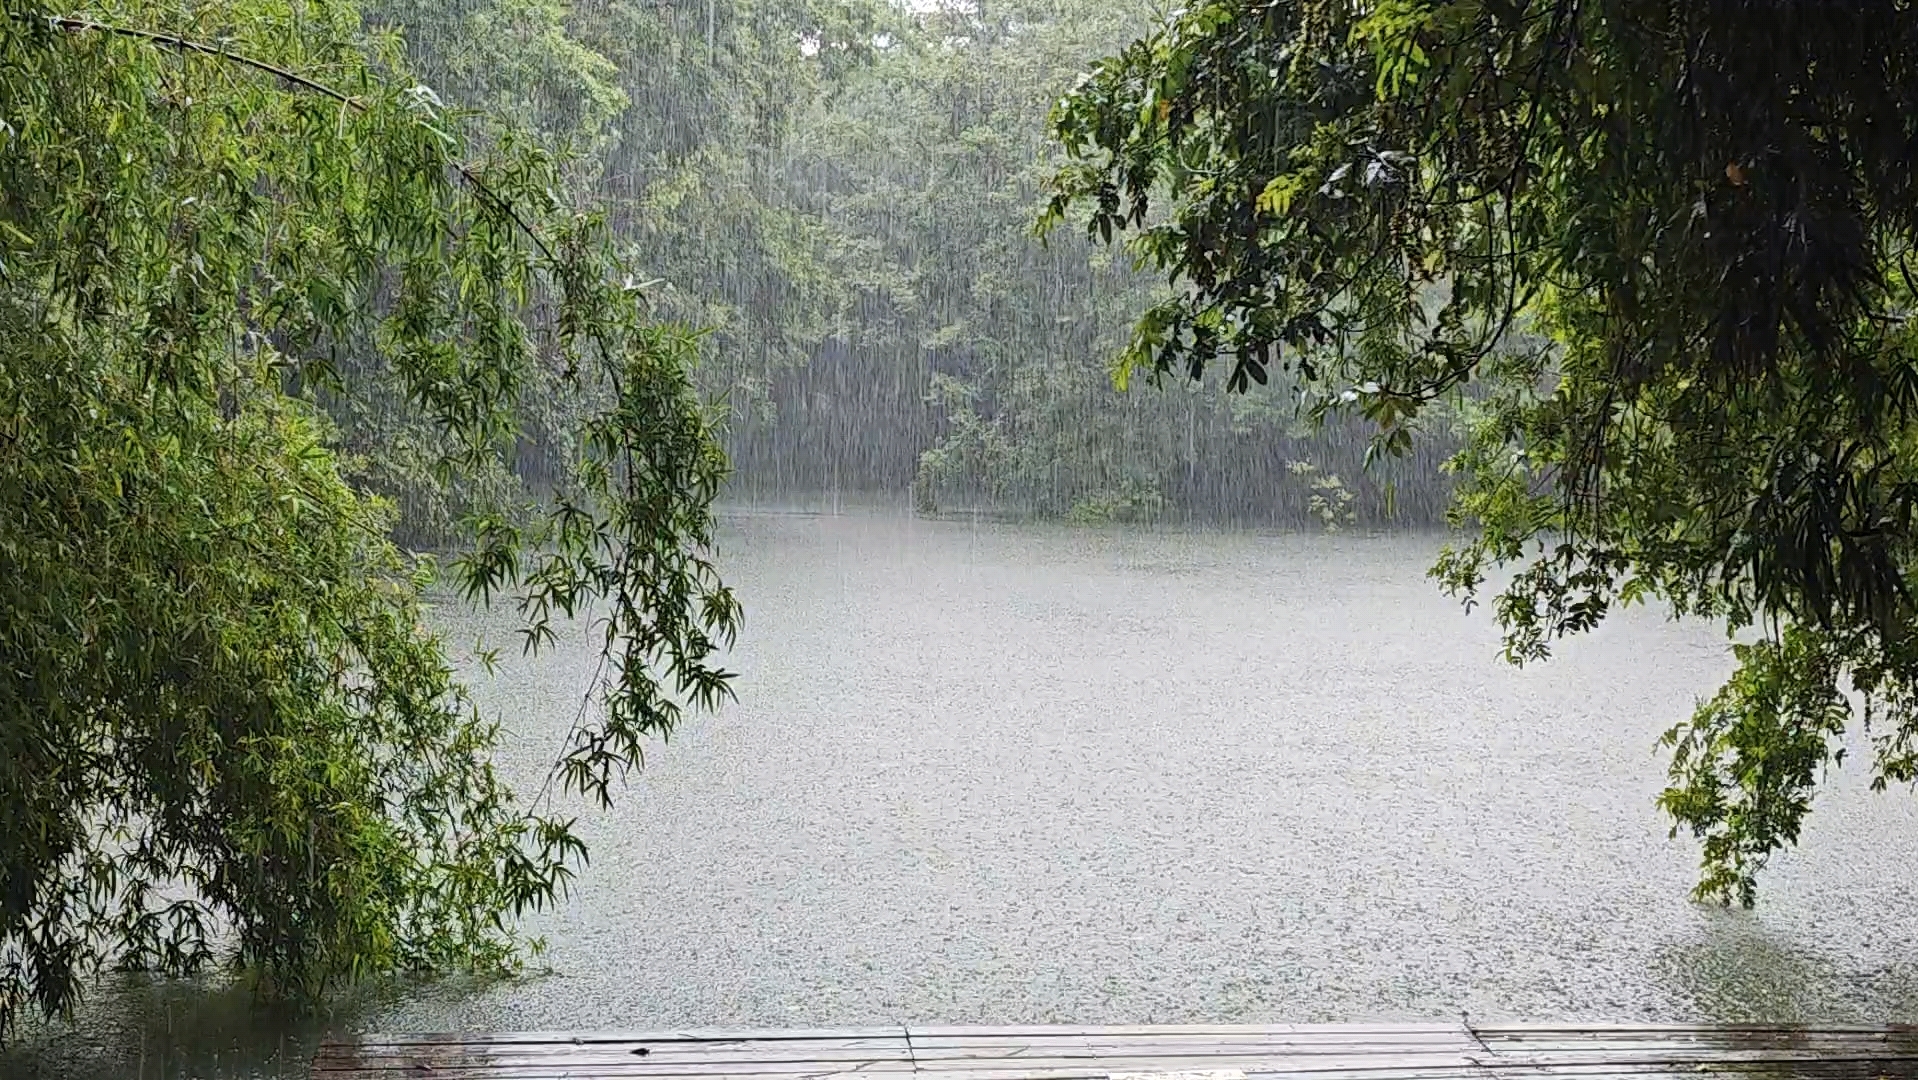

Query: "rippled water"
left=16, top=509, right=1918, bottom=1078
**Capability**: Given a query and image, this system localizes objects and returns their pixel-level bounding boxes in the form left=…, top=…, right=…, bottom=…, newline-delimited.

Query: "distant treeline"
left=725, top=354, right=1461, bottom=528
left=359, top=0, right=1461, bottom=534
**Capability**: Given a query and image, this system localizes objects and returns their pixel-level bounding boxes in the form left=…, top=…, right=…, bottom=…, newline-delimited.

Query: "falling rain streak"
left=365, top=0, right=1454, bottom=536
left=10, top=3, right=1918, bottom=1080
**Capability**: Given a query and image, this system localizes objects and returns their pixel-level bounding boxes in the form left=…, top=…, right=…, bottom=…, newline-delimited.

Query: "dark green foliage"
left=1046, top=0, right=1918, bottom=900
left=0, top=0, right=734, bottom=1042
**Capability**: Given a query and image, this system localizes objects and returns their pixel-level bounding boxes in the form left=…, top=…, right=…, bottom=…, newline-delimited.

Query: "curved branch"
left=45, top=14, right=354, bottom=101
left=39, top=13, right=557, bottom=264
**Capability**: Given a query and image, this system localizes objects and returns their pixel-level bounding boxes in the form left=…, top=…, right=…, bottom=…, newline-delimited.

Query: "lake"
left=16, top=508, right=1918, bottom=1078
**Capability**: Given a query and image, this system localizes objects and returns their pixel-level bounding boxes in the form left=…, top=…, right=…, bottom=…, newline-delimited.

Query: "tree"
left=0, top=0, right=736, bottom=1042
left=366, top=0, right=885, bottom=504
left=1045, top=0, right=1918, bottom=902
left=760, top=0, right=1454, bottom=524
left=796, top=0, right=1178, bottom=516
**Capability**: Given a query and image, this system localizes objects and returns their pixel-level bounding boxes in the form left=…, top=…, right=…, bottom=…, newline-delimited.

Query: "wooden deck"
left=316, top=1022, right=1918, bottom=1080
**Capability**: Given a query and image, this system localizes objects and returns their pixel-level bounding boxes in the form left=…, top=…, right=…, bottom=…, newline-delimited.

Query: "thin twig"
left=40, top=13, right=557, bottom=264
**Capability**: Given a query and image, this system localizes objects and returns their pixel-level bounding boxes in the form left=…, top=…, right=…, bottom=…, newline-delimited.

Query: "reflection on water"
left=1, top=973, right=352, bottom=1080
left=0, top=971, right=528, bottom=1079
left=11, top=510, right=1918, bottom=1077
left=1659, top=907, right=1918, bottom=1024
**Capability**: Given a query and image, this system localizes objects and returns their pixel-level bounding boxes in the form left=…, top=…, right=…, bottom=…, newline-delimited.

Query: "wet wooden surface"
left=315, top=1022, right=1918, bottom=1080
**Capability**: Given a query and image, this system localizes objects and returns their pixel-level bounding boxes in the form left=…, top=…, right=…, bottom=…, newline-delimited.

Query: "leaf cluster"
left=0, top=0, right=734, bottom=1040
left=1047, top=0, right=1918, bottom=900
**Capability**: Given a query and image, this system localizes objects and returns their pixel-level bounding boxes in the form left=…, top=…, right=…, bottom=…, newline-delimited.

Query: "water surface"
left=18, top=509, right=1918, bottom=1078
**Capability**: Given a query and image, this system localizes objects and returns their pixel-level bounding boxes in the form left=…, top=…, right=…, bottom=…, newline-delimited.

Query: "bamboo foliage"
left=0, top=1, right=736, bottom=1040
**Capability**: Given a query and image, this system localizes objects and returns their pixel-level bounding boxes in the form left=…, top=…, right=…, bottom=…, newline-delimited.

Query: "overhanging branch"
left=37, top=12, right=557, bottom=264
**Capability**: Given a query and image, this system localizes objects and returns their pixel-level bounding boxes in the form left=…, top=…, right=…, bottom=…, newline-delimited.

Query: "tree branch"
left=39, top=13, right=557, bottom=264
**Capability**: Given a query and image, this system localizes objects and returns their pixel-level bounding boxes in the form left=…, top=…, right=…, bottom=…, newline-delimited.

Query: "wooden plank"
left=315, top=1037, right=915, bottom=1075
left=904, top=1026, right=1482, bottom=1070
left=317, top=1064, right=885, bottom=1074
left=901, top=1067, right=1900, bottom=1080
left=318, top=1041, right=912, bottom=1055
left=867, top=1067, right=1493, bottom=1080
left=1467, top=1067, right=1904, bottom=1080
left=315, top=1032, right=915, bottom=1077
left=341, top=1028, right=909, bottom=1047
left=314, top=1060, right=919, bottom=1079
left=311, top=1054, right=1483, bottom=1076
left=315, top=1022, right=1918, bottom=1080
left=911, top=1053, right=1485, bottom=1073
left=1468, top=1036, right=1918, bottom=1059
left=314, top=1062, right=917, bottom=1073
left=908, top=1030, right=1477, bottom=1046
left=1473, top=1034, right=1918, bottom=1049
left=1474, top=1024, right=1918, bottom=1035
left=1473, top=1058, right=1918, bottom=1074
left=905, top=1051, right=1473, bottom=1066
left=314, top=1057, right=916, bottom=1073
left=908, top=1048, right=1477, bottom=1062
left=1473, top=1031, right=1918, bottom=1042
left=906, top=1026, right=1468, bottom=1040
left=904, top=1048, right=1480, bottom=1065
left=316, top=1074, right=912, bottom=1080
left=317, top=1041, right=911, bottom=1066
left=1477, top=1066, right=1906, bottom=1075
left=907, top=1036, right=1480, bottom=1057
left=1471, top=1042, right=1918, bottom=1059
left=1463, top=1024, right=1918, bottom=1074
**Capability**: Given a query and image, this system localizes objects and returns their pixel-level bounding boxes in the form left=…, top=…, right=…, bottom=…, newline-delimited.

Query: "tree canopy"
left=360, top=0, right=1451, bottom=531
left=1046, top=0, right=1918, bottom=902
left=0, top=0, right=736, bottom=1040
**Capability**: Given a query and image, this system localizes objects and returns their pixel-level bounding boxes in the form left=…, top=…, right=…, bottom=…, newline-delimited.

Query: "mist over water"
left=17, top=508, right=1918, bottom=1079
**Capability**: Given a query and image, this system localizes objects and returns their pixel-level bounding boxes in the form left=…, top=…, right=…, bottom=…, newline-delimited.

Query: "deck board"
left=316, top=1023, right=1918, bottom=1080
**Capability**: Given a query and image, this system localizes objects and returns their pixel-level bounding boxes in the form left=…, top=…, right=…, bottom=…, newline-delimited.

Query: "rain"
left=9, top=2, right=1918, bottom=1079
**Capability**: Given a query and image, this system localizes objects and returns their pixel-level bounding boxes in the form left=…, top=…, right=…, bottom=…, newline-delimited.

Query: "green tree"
left=353, top=0, right=1461, bottom=526
left=0, top=0, right=736, bottom=1042
left=768, top=0, right=1436, bottom=523
left=1047, top=0, right=1918, bottom=901
left=367, top=0, right=881, bottom=500
left=800, top=0, right=1174, bottom=515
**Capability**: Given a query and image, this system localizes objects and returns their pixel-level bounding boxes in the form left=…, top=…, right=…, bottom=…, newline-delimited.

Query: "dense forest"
left=359, top=0, right=1461, bottom=532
